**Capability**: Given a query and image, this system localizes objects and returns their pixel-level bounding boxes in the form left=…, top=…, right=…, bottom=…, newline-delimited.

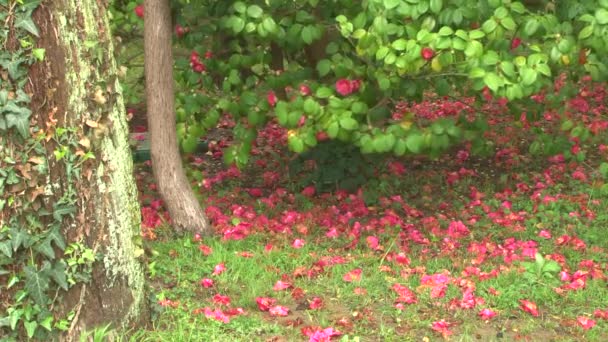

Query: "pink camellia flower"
left=203, top=307, right=230, bottom=323
left=200, top=278, right=214, bottom=288
left=520, top=299, right=539, bottom=316
left=299, top=84, right=311, bottom=96
left=479, top=308, right=497, bottom=320
left=273, top=280, right=292, bottom=291
left=247, top=188, right=263, bottom=197
left=134, top=5, right=144, bottom=18
left=431, top=320, right=453, bottom=337
left=269, top=305, right=290, bottom=316
left=199, top=244, right=212, bottom=255
left=577, top=316, right=596, bottom=330
left=538, top=230, right=552, bottom=239
left=213, top=294, right=231, bottom=306
left=366, top=236, right=379, bottom=250
left=594, top=309, right=608, bottom=320
left=267, top=91, right=278, bottom=107
left=309, top=297, right=324, bottom=310
left=301, top=186, right=316, bottom=197
left=343, top=268, right=362, bottom=282
left=335, top=79, right=354, bottom=96
left=308, top=327, right=341, bottom=342
left=292, top=239, right=305, bottom=249
left=511, top=37, right=522, bottom=50
left=255, top=297, right=276, bottom=311
left=212, top=263, right=226, bottom=275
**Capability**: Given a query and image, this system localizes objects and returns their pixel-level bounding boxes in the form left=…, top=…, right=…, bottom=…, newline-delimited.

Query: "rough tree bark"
left=144, top=0, right=211, bottom=234
left=3, top=0, right=146, bottom=338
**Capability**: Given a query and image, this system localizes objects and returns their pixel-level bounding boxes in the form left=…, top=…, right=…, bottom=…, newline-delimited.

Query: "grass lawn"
left=123, top=93, right=608, bottom=341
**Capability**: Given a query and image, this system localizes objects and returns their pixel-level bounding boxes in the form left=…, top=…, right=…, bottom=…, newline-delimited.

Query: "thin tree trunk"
left=1, top=0, right=147, bottom=339
left=144, top=0, right=211, bottom=234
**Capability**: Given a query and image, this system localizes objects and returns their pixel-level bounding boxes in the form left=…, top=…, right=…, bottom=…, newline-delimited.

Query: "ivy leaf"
left=48, top=260, right=68, bottom=291
left=52, top=204, right=76, bottom=222
left=11, top=227, right=30, bottom=252
left=0, top=241, right=12, bottom=258
left=47, top=226, right=66, bottom=250
left=24, top=265, right=50, bottom=306
left=34, top=238, right=55, bottom=259
left=15, top=15, right=39, bottom=37
left=5, top=111, right=31, bottom=139
left=24, top=321, right=38, bottom=338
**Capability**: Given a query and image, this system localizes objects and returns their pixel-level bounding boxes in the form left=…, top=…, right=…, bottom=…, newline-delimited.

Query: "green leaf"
left=524, top=19, right=539, bottom=36
left=5, top=112, right=31, bottom=138
left=339, top=117, right=358, bottom=130
left=469, top=29, right=485, bottom=39
left=327, top=122, right=339, bottom=138
left=247, top=5, right=263, bottom=18
left=501, top=17, right=516, bottom=31
left=384, top=0, right=400, bottom=10
left=596, top=8, right=608, bottom=24
left=481, top=18, right=497, bottom=33
left=32, top=48, right=45, bottom=61
left=24, top=265, right=50, bottom=306
left=301, top=26, right=315, bottom=44
left=15, top=15, right=39, bottom=37
left=233, top=1, right=247, bottom=13
left=316, top=59, right=332, bottom=77
left=52, top=203, right=77, bottom=222
left=520, top=67, right=537, bottom=86
left=391, top=39, right=407, bottom=51
left=24, top=320, right=38, bottom=338
left=262, top=17, right=277, bottom=34
left=406, top=133, right=424, bottom=153
left=578, top=25, right=593, bottom=40
left=49, top=261, right=68, bottom=291
left=315, top=86, right=333, bottom=98
left=376, top=46, right=390, bottom=60
left=464, top=40, right=483, bottom=57
left=0, top=241, right=12, bottom=258
left=483, top=72, right=503, bottom=92
left=288, top=135, right=304, bottom=153
left=430, top=0, right=443, bottom=14
left=560, top=120, right=574, bottom=131
left=599, top=162, right=608, bottom=179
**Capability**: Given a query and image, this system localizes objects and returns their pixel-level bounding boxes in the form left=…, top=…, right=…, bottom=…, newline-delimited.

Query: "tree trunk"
left=2, top=0, right=146, bottom=339
left=144, top=0, right=211, bottom=235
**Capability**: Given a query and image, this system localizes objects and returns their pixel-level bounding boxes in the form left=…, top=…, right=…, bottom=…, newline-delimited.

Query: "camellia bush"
left=111, top=0, right=608, bottom=167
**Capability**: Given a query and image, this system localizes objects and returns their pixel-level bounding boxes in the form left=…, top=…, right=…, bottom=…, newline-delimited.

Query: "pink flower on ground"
left=273, top=280, right=292, bottom=291
left=292, top=239, right=305, bottom=249
left=199, top=244, right=213, bottom=255
left=269, top=305, right=290, bottom=316
left=538, top=230, right=552, bottom=239
left=213, top=294, right=231, bottom=306
left=479, top=308, right=497, bottom=320
left=309, top=297, right=324, bottom=310
left=577, top=316, right=596, bottom=330
left=308, top=327, right=341, bottom=342
left=520, top=299, right=539, bottom=316
left=431, top=320, right=453, bottom=337
left=255, top=297, right=276, bottom=311
left=212, top=263, right=226, bottom=275
left=343, top=268, right=362, bottom=282
left=200, top=278, right=214, bottom=288
left=366, top=236, right=380, bottom=250
left=203, top=307, right=230, bottom=323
